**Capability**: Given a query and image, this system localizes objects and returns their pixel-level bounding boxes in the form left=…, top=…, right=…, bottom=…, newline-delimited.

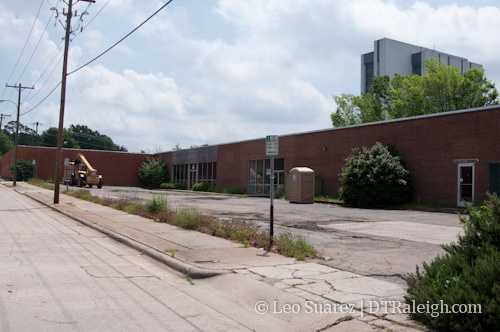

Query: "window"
left=248, top=158, right=284, bottom=196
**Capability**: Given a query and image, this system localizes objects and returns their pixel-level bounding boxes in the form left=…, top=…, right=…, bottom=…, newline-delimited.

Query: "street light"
left=0, top=99, right=20, bottom=186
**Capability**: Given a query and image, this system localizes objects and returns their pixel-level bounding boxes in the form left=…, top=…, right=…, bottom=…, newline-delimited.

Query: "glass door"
left=458, top=163, right=474, bottom=207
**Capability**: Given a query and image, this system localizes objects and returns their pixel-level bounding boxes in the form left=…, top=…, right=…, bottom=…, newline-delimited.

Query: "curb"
left=22, top=190, right=232, bottom=279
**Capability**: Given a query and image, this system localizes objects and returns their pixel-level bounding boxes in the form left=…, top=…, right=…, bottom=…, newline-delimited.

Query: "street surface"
left=73, top=186, right=464, bottom=281
left=0, top=185, right=249, bottom=331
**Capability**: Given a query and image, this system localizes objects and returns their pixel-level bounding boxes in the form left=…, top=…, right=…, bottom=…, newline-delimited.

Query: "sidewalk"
left=7, top=182, right=427, bottom=331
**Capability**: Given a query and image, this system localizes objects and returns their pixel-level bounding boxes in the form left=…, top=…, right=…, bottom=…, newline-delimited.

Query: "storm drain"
left=193, top=260, right=220, bottom=264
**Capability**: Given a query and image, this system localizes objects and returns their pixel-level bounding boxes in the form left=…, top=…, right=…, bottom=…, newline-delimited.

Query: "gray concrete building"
left=361, top=38, right=482, bottom=93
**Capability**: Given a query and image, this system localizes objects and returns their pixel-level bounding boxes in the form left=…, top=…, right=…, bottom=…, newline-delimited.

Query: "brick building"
left=2, top=106, right=500, bottom=207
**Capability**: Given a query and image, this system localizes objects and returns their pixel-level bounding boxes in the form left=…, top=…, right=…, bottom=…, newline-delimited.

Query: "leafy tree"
left=0, top=131, right=14, bottom=154
left=339, top=142, right=413, bottom=208
left=4, top=121, right=37, bottom=146
left=39, top=127, right=80, bottom=148
left=138, top=157, right=169, bottom=189
left=331, top=59, right=499, bottom=126
left=330, top=94, right=361, bottom=127
left=405, top=194, right=500, bottom=331
left=69, top=124, right=127, bottom=152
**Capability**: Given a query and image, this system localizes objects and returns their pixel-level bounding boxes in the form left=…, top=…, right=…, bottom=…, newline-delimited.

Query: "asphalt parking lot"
left=69, top=185, right=465, bottom=282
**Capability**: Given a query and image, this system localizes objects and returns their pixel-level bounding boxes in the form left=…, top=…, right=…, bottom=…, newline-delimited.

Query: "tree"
left=4, top=121, right=37, bottom=146
left=0, top=131, right=14, bottom=154
left=331, top=59, right=499, bottom=126
left=39, top=127, right=80, bottom=148
left=339, top=142, right=413, bottom=208
left=69, top=124, right=127, bottom=152
left=330, top=94, right=361, bottom=127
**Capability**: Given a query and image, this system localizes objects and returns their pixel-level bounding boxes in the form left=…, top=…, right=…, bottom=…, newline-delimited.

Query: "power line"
left=17, top=1, right=175, bottom=120
left=68, top=0, right=175, bottom=75
left=15, top=2, right=57, bottom=85
left=2, top=0, right=45, bottom=100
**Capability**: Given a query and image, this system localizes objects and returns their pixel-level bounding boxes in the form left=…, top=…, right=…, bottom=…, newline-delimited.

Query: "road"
left=0, top=185, right=250, bottom=332
left=71, top=186, right=465, bottom=280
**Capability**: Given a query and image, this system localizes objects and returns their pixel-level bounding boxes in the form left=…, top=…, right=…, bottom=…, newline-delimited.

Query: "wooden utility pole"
left=54, top=0, right=95, bottom=204
left=5, top=84, right=34, bottom=186
left=0, top=113, right=11, bottom=132
left=32, top=121, right=43, bottom=145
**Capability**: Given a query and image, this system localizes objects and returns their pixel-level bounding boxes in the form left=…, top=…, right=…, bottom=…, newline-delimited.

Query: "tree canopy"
left=331, top=59, right=499, bottom=127
left=3, top=121, right=37, bottom=146
left=0, top=122, right=127, bottom=152
left=39, top=127, right=80, bottom=148
left=69, top=124, right=127, bottom=152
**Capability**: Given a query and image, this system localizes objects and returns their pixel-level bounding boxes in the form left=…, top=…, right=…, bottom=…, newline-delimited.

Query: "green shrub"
left=138, top=158, right=169, bottom=189
left=8, top=159, right=36, bottom=181
left=405, top=193, right=500, bottom=331
left=160, top=182, right=184, bottom=190
left=339, top=142, right=413, bottom=208
left=192, top=182, right=211, bottom=192
left=147, top=196, right=169, bottom=213
left=173, top=207, right=201, bottom=230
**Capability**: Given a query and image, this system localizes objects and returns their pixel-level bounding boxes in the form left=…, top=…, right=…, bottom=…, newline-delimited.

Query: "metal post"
left=270, top=155, right=275, bottom=248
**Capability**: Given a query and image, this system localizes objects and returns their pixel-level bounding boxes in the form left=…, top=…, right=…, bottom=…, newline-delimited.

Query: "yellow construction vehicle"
left=68, top=153, right=103, bottom=188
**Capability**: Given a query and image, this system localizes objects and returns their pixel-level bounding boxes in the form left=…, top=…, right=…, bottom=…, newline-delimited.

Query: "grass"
left=28, top=178, right=54, bottom=190
left=314, top=195, right=344, bottom=204
left=62, top=188, right=317, bottom=260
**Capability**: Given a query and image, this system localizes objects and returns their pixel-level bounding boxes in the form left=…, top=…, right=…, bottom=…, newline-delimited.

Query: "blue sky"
left=1, top=0, right=499, bottom=152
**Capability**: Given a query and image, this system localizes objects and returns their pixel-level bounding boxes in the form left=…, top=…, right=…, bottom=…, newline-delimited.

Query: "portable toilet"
left=289, top=167, right=315, bottom=203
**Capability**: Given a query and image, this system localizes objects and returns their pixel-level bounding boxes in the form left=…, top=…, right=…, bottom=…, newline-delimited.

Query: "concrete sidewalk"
left=6, top=182, right=428, bottom=331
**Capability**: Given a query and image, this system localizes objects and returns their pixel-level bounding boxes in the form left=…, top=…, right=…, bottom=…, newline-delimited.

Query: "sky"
left=1, top=0, right=500, bottom=153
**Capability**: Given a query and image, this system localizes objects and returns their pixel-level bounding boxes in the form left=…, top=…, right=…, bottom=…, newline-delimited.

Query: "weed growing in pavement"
left=173, top=207, right=201, bottom=230
left=274, top=233, right=317, bottom=261
left=165, top=249, right=178, bottom=258
left=147, top=195, right=169, bottom=213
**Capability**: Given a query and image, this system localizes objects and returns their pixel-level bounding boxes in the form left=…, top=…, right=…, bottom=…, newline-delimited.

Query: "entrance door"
left=189, top=163, right=198, bottom=190
left=458, top=163, right=474, bottom=207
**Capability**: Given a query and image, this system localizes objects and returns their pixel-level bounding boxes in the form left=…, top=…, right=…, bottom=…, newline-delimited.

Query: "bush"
left=405, top=193, right=500, bottom=331
left=160, top=182, right=184, bottom=190
left=339, top=142, right=413, bottom=208
left=8, top=159, right=36, bottom=181
left=192, top=182, right=211, bottom=192
left=138, top=158, right=169, bottom=189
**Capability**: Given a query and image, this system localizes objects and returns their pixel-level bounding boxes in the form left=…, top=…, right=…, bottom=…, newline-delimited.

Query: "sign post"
left=266, top=135, right=279, bottom=249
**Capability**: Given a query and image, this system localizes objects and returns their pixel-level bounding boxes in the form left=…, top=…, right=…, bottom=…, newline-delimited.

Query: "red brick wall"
left=1, top=146, right=152, bottom=186
left=216, top=107, right=500, bottom=207
left=2, top=107, right=499, bottom=206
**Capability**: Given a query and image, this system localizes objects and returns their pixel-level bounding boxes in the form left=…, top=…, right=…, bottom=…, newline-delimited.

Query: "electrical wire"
left=15, top=2, right=57, bottom=86
left=20, top=0, right=175, bottom=118
left=2, top=0, right=45, bottom=99
left=68, top=0, right=174, bottom=75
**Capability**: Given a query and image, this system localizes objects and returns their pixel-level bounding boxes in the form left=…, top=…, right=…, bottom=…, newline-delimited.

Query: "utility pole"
left=32, top=121, right=43, bottom=145
left=0, top=114, right=11, bottom=132
left=54, top=0, right=95, bottom=204
left=5, top=84, right=34, bottom=186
